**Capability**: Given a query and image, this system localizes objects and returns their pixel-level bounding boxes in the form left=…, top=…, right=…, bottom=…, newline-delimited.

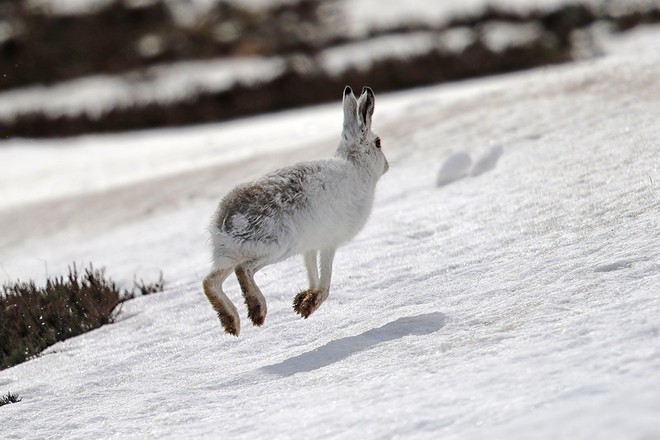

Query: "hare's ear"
left=357, top=86, right=375, bottom=131
left=342, top=86, right=359, bottom=139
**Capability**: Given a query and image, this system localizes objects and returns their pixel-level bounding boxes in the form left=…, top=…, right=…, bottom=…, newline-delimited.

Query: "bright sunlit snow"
left=1, top=27, right=659, bottom=440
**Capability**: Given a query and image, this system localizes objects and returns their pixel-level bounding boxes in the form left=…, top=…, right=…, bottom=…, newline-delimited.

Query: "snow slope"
left=1, top=27, right=660, bottom=439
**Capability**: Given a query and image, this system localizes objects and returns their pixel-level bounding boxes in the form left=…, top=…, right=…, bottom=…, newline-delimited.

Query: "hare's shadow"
left=261, top=312, right=445, bottom=377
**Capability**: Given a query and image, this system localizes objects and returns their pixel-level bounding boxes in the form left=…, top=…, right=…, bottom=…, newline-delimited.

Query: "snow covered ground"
left=0, top=57, right=286, bottom=121
left=1, top=25, right=660, bottom=439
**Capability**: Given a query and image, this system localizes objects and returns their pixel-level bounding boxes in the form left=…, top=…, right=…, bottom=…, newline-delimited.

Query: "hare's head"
left=338, top=86, right=389, bottom=179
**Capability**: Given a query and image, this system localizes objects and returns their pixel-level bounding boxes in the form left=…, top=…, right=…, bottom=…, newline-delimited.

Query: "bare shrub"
left=0, top=264, right=164, bottom=371
left=0, top=392, right=22, bottom=407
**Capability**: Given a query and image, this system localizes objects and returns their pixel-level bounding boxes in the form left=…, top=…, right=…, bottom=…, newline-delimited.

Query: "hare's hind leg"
left=294, top=248, right=335, bottom=319
left=235, top=262, right=267, bottom=327
left=203, top=267, right=240, bottom=336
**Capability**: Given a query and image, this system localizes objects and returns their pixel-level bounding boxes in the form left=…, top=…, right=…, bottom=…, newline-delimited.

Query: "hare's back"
left=214, top=162, right=327, bottom=243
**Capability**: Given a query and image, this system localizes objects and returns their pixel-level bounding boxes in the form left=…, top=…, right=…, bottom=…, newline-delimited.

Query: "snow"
left=595, top=23, right=660, bottom=57
left=481, top=22, right=544, bottom=52
left=436, top=144, right=504, bottom=186
left=0, top=98, right=339, bottom=211
left=439, top=27, right=477, bottom=53
left=470, top=144, right=504, bottom=177
left=319, top=32, right=438, bottom=76
left=0, top=21, right=20, bottom=45
left=340, top=0, right=660, bottom=35
left=435, top=151, right=472, bottom=187
left=0, top=57, right=285, bottom=121
left=1, top=26, right=660, bottom=440
left=26, top=0, right=115, bottom=15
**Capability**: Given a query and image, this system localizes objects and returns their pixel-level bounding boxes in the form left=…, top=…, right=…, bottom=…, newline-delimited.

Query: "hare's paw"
left=204, top=282, right=241, bottom=336
left=293, top=289, right=323, bottom=319
left=245, top=296, right=267, bottom=327
left=216, top=307, right=240, bottom=336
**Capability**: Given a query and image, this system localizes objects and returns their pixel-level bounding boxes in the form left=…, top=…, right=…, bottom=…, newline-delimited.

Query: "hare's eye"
left=375, top=138, right=381, bottom=149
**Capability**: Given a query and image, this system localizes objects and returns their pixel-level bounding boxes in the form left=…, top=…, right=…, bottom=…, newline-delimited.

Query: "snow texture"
left=339, top=0, right=659, bottom=36
left=319, top=32, right=438, bottom=76
left=0, top=57, right=285, bottom=121
left=1, top=26, right=660, bottom=440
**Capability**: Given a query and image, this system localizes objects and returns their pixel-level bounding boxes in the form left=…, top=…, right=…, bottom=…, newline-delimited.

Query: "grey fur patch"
left=216, top=163, right=321, bottom=243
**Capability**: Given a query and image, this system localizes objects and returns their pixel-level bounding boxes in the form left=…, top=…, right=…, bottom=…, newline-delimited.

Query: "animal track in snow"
left=436, top=144, right=503, bottom=187
left=470, top=144, right=504, bottom=177
left=406, top=229, right=435, bottom=240
left=435, top=151, right=472, bottom=187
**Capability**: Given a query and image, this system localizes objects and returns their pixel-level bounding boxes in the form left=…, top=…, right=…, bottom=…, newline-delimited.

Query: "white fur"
left=203, top=86, right=388, bottom=335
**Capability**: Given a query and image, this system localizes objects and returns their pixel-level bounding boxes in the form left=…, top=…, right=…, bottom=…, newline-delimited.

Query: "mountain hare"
left=203, top=86, right=388, bottom=336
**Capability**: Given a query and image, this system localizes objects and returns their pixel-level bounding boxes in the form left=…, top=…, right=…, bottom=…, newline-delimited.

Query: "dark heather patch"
left=218, top=164, right=321, bottom=242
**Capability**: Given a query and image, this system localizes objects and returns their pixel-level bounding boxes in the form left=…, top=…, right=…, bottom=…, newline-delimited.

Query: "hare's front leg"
left=304, top=250, right=319, bottom=289
left=294, top=248, right=335, bottom=318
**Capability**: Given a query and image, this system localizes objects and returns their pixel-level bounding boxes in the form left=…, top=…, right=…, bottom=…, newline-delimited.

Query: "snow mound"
left=436, top=144, right=503, bottom=186
left=435, top=150, right=472, bottom=186
left=471, top=143, right=504, bottom=176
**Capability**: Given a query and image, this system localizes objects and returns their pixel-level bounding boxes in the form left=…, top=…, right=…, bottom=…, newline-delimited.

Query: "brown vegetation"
left=0, top=264, right=164, bottom=370
left=0, top=392, right=22, bottom=407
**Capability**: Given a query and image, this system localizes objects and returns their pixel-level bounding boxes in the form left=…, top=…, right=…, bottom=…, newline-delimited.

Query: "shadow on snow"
left=261, top=312, right=446, bottom=377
